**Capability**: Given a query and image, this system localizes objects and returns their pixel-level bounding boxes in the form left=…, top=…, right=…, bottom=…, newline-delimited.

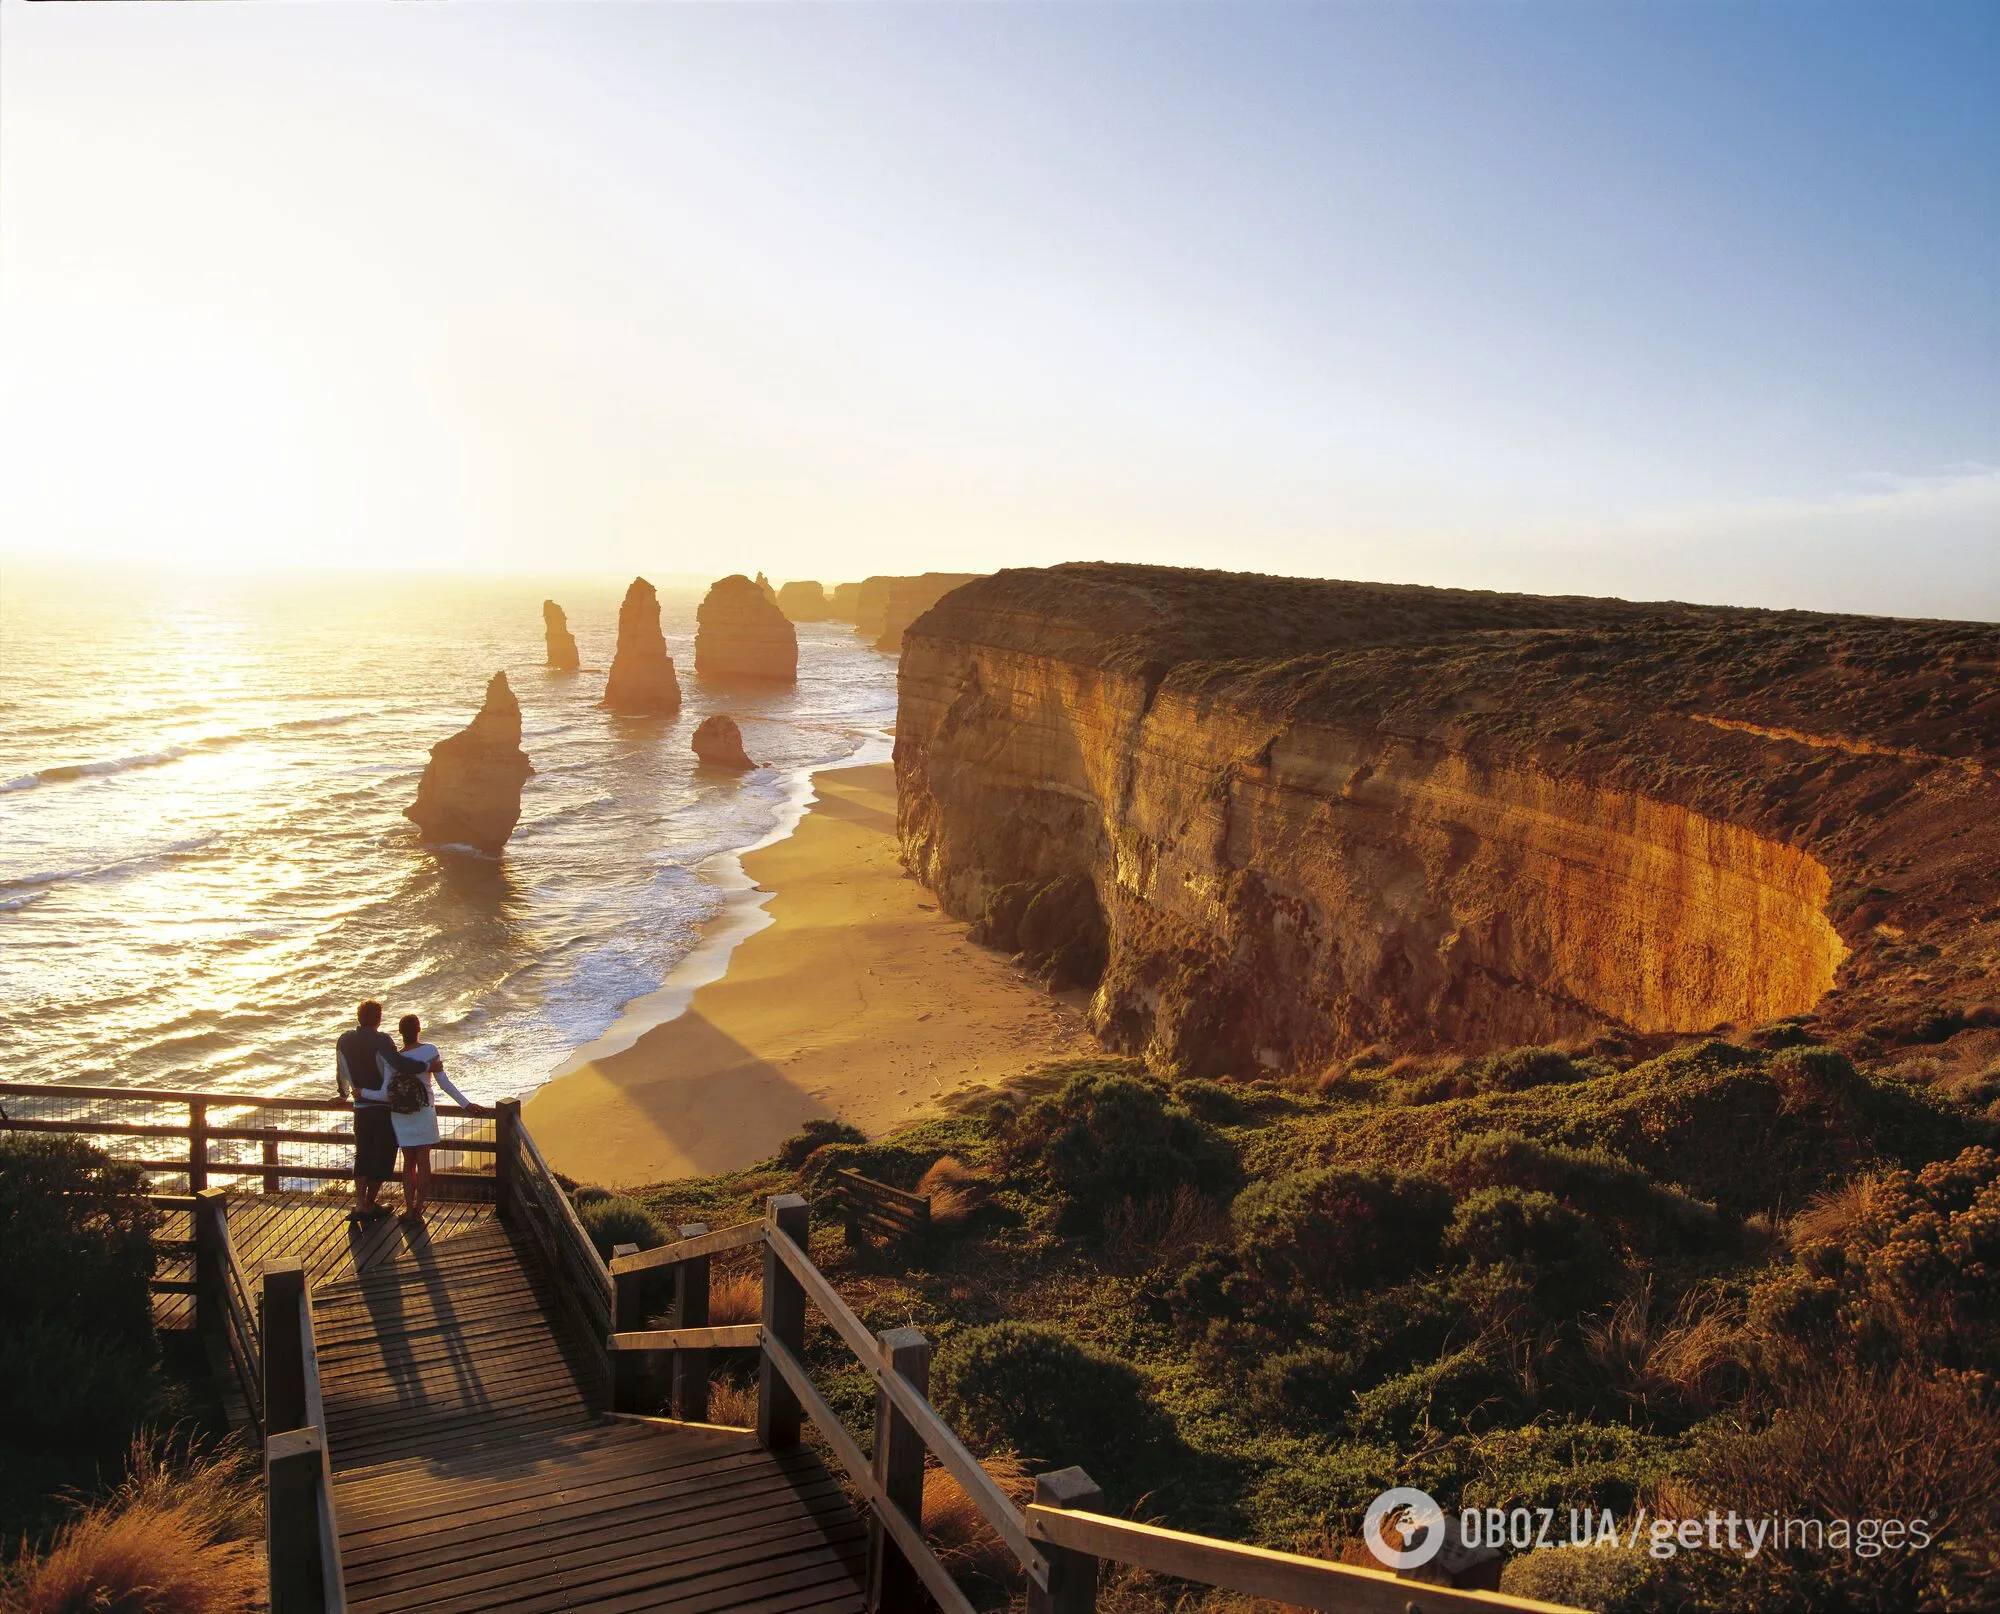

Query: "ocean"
left=0, top=565, right=897, bottom=1106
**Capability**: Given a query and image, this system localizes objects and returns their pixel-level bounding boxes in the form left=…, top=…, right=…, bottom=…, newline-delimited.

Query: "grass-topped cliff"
left=606, top=1027, right=2000, bottom=1612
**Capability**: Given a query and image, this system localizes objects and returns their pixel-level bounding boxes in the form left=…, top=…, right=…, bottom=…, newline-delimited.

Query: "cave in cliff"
left=894, top=563, right=2000, bottom=1077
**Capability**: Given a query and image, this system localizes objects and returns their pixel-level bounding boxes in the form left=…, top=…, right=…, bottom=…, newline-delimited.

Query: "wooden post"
left=193, top=1187, right=228, bottom=1337
left=187, top=1097, right=208, bottom=1193
left=866, top=1327, right=932, bottom=1614
left=262, top=1258, right=308, bottom=1436
left=494, top=1097, right=520, bottom=1220
left=265, top=1424, right=330, bottom=1614
left=1028, top=1468, right=1104, bottom=1614
left=757, top=1194, right=809, bottom=1450
left=262, top=1136, right=282, bottom=1195
left=611, top=1242, right=644, bottom=1413
left=673, top=1223, right=711, bottom=1423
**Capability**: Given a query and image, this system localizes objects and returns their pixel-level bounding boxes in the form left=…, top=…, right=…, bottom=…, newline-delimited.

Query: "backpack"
left=388, top=1069, right=429, bottom=1115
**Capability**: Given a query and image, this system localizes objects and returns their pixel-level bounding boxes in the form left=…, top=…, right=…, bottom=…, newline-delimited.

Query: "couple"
left=334, top=999, right=479, bottom=1225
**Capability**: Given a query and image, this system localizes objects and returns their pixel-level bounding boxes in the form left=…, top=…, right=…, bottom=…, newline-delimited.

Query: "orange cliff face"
left=895, top=563, right=2000, bottom=1076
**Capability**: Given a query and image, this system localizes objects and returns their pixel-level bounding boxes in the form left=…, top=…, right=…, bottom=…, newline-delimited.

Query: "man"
left=336, top=1000, right=431, bottom=1223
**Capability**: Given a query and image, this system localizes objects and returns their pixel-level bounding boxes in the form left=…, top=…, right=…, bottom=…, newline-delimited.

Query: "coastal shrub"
left=1668, top=1367, right=2000, bottom=1612
left=578, top=1196, right=665, bottom=1259
left=936, top=1322, right=1155, bottom=1477
left=1349, top=1344, right=1527, bottom=1443
left=1469, top=1046, right=1590, bottom=1093
left=572, top=1185, right=616, bottom=1207
left=1231, top=1166, right=1452, bottom=1296
left=0, top=1320, right=159, bottom=1451
left=1749, top=1144, right=2000, bottom=1376
left=1102, top=1185, right=1230, bottom=1272
left=1327, top=1039, right=1974, bottom=1216
left=0, top=1136, right=156, bottom=1347
left=1501, top=1546, right=1664, bottom=1614
left=1250, top=1346, right=1366, bottom=1426
left=914, top=1156, right=986, bottom=1227
left=1171, top=1078, right=1246, bottom=1125
left=774, top=1117, right=867, bottom=1171
left=996, top=1070, right=1237, bottom=1235
left=1445, top=1187, right=1618, bottom=1314
left=1441, top=1133, right=1725, bottom=1254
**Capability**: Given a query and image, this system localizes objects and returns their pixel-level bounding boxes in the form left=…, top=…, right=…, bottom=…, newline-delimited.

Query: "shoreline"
left=523, top=760, right=1096, bottom=1187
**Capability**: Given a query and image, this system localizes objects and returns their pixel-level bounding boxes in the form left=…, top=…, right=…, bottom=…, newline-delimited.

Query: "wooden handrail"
left=0, top=1116, right=497, bottom=1151
left=761, top=1329, right=979, bottom=1614
left=761, top=1201, right=1043, bottom=1583
left=0, top=1080, right=489, bottom=1115
left=610, top=1323, right=761, bottom=1352
left=1026, top=1507, right=1577, bottom=1614
left=608, top=1219, right=763, bottom=1275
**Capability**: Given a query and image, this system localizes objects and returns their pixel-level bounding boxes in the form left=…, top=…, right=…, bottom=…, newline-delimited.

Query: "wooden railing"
left=606, top=1196, right=1576, bottom=1614
left=262, top=1257, right=347, bottom=1614
left=194, top=1187, right=265, bottom=1435
left=831, top=1167, right=931, bottom=1248
left=0, top=1081, right=498, bottom=1195
left=493, top=1096, right=616, bottom=1403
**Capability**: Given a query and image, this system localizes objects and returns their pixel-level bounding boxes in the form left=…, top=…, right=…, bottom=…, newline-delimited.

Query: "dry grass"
left=1101, top=1184, right=1229, bottom=1272
left=1788, top=1177, right=1875, bottom=1248
left=915, top=1157, right=985, bottom=1226
left=1577, top=1280, right=1748, bottom=1422
left=4, top=1441, right=263, bottom=1614
left=704, top=1376, right=758, bottom=1430
left=706, top=1270, right=762, bottom=1326
left=921, top=1450, right=1034, bottom=1584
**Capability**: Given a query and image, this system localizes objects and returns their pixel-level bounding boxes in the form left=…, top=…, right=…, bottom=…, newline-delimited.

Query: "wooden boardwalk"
left=289, top=1202, right=865, bottom=1614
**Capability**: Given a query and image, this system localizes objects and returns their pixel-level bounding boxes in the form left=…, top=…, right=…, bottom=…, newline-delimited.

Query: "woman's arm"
left=433, top=1064, right=474, bottom=1109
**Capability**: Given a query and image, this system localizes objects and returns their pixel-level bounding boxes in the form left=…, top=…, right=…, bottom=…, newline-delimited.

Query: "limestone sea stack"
left=695, top=574, right=798, bottom=684
left=406, top=672, right=533, bottom=854
left=602, top=577, right=683, bottom=714
left=828, top=582, right=862, bottom=622
left=754, top=572, right=780, bottom=606
left=777, top=581, right=829, bottom=622
left=543, top=600, right=580, bottom=670
left=691, top=714, right=755, bottom=771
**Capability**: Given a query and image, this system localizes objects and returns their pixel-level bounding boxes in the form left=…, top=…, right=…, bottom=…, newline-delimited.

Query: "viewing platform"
left=3, top=1082, right=1576, bottom=1614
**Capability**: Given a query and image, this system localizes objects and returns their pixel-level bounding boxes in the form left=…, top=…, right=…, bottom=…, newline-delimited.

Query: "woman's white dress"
left=379, top=1043, right=472, bottom=1148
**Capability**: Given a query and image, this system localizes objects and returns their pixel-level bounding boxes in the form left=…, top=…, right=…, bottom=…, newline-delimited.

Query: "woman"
left=379, top=1013, right=474, bottom=1223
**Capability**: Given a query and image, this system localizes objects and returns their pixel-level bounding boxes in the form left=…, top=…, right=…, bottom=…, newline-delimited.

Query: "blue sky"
left=1, top=0, right=1994, bottom=616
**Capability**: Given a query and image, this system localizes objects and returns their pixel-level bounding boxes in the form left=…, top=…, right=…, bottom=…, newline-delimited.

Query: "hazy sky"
left=2, top=1, right=1994, bottom=617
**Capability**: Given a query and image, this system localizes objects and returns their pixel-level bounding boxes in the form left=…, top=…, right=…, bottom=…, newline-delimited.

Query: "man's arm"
left=376, top=1033, right=427, bottom=1078
left=336, top=1046, right=353, bottom=1101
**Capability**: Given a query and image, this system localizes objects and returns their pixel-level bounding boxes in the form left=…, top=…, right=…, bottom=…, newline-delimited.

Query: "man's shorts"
left=354, top=1104, right=398, bottom=1181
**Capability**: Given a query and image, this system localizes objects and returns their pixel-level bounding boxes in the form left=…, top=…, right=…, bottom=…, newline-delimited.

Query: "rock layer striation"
left=602, top=578, right=682, bottom=714
left=897, top=564, right=2000, bottom=1074
left=696, top=575, right=798, bottom=683
left=543, top=600, right=580, bottom=671
left=407, top=672, right=534, bottom=854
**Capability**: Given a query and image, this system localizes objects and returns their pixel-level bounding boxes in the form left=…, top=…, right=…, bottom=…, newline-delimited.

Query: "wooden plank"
left=1025, top=1508, right=1582, bottom=1614
left=608, top=1219, right=764, bottom=1275
left=610, top=1324, right=761, bottom=1352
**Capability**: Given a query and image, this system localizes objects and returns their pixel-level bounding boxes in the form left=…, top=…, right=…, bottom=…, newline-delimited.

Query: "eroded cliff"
left=897, top=564, right=2000, bottom=1074
left=407, top=671, right=534, bottom=855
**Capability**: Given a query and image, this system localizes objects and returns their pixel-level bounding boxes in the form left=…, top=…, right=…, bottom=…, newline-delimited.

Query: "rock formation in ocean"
left=695, top=574, right=798, bottom=684
left=777, top=581, right=829, bottom=622
left=897, top=562, right=2000, bottom=1076
left=850, top=574, right=984, bottom=651
left=754, top=572, right=780, bottom=606
left=828, top=582, right=863, bottom=622
left=692, top=714, right=756, bottom=771
left=602, top=577, right=683, bottom=714
left=406, top=672, right=534, bottom=854
left=543, top=600, right=580, bottom=671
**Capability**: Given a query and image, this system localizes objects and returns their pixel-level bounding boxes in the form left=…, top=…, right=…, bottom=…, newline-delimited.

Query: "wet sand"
left=522, top=762, right=1094, bottom=1187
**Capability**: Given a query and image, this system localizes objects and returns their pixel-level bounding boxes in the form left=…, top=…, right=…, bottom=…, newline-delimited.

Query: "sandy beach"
left=523, top=762, right=1095, bottom=1187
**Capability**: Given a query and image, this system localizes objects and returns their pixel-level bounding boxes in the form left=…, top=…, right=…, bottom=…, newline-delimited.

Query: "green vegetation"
left=577, top=1194, right=667, bottom=1259
left=632, top=1040, right=1998, bottom=1611
left=0, top=1138, right=249, bottom=1598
